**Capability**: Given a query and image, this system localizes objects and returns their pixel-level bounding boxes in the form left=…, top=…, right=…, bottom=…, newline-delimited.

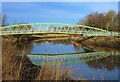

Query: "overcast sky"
left=2, top=2, right=118, bottom=24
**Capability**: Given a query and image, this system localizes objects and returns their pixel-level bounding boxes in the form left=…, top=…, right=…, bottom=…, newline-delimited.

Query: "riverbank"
left=1, top=34, right=120, bottom=49
left=80, top=36, right=120, bottom=48
left=67, top=35, right=120, bottom=48
left=2, top=38, right=72, bottom=80
left=2, top=35, right=120, bottom=80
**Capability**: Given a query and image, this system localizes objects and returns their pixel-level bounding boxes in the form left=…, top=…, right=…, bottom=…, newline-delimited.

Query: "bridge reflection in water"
left=22, top=51, right=120, bottom=66
left=2, top=38, right=120, bottom=80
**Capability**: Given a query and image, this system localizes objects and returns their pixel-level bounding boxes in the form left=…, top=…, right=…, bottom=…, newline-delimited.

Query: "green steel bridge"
left=20, top=51, right=119, bottom=66
left=0, top=23, right=119, bottom=36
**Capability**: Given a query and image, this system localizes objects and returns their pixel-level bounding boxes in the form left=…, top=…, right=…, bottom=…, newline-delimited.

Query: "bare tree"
left=78, top=10, right=119, bottom=31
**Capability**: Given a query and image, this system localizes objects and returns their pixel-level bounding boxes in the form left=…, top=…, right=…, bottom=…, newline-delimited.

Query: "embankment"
left=80, top=36, right=120, bottom=48
left=2, top=34, right=120, bottom=49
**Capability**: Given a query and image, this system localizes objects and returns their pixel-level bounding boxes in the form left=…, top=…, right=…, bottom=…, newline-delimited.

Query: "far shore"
left=2, top=34, right=120, bottom=49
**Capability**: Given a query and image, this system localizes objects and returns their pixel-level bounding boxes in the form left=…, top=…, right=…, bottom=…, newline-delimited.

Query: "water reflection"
left=19, top=40, right=87, bottom=54
left=87, top=55, right=120, bottom=71
left=25, top=51, right=120, bottom=80
left=2, top=38, right=120, bottom=80
left=11, top=39, right=120, bottom=54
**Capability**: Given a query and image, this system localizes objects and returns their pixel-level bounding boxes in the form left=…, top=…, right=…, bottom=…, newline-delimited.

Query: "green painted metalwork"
left=19, top=51, right=120, bottom=66
left=0, top=23, right=119, bottom=36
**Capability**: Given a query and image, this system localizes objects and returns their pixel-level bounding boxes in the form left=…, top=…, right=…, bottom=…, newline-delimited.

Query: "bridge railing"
left=0, top=29, right=119, bottom=36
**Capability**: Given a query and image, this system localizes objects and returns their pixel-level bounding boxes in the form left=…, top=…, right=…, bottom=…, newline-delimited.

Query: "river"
left=2, top=38, right=120, bottom=80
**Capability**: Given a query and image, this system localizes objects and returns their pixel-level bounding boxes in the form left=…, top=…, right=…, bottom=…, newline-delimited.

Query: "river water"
left=2, top=39, right=120, bottom=80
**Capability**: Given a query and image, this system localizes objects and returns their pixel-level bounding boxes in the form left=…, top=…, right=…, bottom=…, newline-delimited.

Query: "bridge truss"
left=0, top=23, right=119, bottom=36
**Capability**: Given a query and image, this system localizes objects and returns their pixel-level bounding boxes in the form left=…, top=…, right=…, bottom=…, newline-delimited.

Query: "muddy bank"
left=34, top=37, right=69, bottom=42
left=32, top=34, right=69, bottom=38
left=69, top=35, right=120, bottom=49
left=69, top=35, right=119, bottom=49
left=80, top=36, right=120, bottom=48
left=2, top=34, right=71, bottom=41
left=69, top=34, right=83, bottom=41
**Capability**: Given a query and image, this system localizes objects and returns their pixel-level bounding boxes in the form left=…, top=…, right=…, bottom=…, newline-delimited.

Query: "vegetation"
left=2, top=38, right=72, bottom=80
left=35, top=62, right=71, bottom=80
left=1, top=10, right=120, bottom=81
left=81, top=36, right=120, bottom=48
left=78, top=10, right=120, bottom=32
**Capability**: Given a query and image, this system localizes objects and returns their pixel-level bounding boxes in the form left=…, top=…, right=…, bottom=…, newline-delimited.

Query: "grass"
left=2, top=37, right=72, bottom=80
left=2, top=35, right=120, bottom=81
left=35, top=62, right=71, bottom=80
left=2, top=38, right=20, bottom=80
